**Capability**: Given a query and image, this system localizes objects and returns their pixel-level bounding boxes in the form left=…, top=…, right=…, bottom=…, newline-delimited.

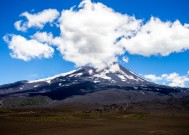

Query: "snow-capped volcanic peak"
left=28, top=69, right=78, bottom=84
left=3, top=63, right=187, bottom=101
left=108, top=64, right=122, bottom=73
left=92, top=64, right=122, bottom=80
left=26, top=64, right=151, bottom=87
left=0, top=63, right=188, bottom=105
left=94, top=64, right=146, bottom=83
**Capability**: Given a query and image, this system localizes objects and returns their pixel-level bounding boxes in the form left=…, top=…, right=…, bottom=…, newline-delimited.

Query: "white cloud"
left=14, top=9, right=60, bottom=31
left=161, top=73, right=189, bottom=87
left=120, top=17, right=189, bottom=56
left=3, top=35, right=54, bottom=61
left=144, top=74, right=162, bottom=82
left=32, top=32, right=63, bottom=47
left=4, top=0, right=189, bottom=70
left=144, top=72, right=189, bottom=87
left=32, top=32, right=54, bottom=43
left=57, top=0, right=141, bottom=69
left=14, top=20, right=27, bottom=32
left=122, top=56, right=129, bottom=63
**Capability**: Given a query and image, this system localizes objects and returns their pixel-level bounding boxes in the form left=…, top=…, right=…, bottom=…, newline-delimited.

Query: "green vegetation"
left=11, top=97, right=49, bottom=107
left=0, top=107, right=147, bottom=122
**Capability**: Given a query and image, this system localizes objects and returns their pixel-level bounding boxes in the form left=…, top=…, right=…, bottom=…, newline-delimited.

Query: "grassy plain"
left=0, top=104, right=188, bottom=135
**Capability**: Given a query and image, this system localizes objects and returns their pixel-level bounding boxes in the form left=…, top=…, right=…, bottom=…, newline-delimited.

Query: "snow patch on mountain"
left=117, top=74, right=126, bottom=81
left=94, top=72, right=111, bottom=80
left=88, top=69, right=93, bottom=75
left=27, top=64, right=151, bottom=88
left=28, top=69, right=77, bottom=84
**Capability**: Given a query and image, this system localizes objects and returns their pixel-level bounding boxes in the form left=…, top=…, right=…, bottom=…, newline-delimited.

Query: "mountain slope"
left=0, top=64, right=188, bottom=106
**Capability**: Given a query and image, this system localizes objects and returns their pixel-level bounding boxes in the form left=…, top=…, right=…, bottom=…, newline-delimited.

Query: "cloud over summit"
left=57, top=0, right=141, bottom=68
left=4, top=0, right=189, bottom=70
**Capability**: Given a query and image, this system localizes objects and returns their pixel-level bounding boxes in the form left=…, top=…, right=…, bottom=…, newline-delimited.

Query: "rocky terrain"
left=0, top=64, right=189, bottom=108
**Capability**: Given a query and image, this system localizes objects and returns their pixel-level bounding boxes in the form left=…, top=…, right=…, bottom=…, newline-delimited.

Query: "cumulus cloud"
left=32, top=32, right=54, bottom=43
left=144, top=74, right=162, bottom=82
left=120, top=17, right=189, bottom=56
left=14, top=9, right=60, bottom=31
left=5, top=0, right=189, bottom=69
left=3, top=35, right=54, bottom=61
left=32, top=32, right=63, bottom=47
left=122, top=56, right=129, bottom=63
left=162, top=73, right=189, bottom=87
left=57, top=0, right=141, bottom=69
left=144, top=72, right=189, bottom=87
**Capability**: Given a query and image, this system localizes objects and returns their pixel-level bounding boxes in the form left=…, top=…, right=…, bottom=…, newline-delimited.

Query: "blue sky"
left=1, top=0, right=189, bottom=87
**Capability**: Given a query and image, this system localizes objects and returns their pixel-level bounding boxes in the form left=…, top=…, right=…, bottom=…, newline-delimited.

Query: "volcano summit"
left=0, top=64, right=188, bottom=107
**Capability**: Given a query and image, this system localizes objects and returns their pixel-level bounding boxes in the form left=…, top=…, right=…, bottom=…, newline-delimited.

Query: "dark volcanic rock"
left=0, top=64, right=188, bottom=107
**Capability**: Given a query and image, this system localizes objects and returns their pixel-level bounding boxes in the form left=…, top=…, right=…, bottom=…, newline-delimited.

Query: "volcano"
left=0, top=64, right=188, bottom=107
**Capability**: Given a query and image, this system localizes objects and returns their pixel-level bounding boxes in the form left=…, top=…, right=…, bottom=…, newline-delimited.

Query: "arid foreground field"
left=0, top=99, right=189, bottom=135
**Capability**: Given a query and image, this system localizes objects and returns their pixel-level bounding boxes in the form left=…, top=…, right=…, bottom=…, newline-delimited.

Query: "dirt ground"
left=0, top=108, right=189, bottom=135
